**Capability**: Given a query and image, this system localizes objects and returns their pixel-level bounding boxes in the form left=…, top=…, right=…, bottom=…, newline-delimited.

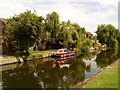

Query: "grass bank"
left=25, top=49, right=55, bottom=60
left=1, top=49, right=55, bottom=65
left=29, top=49, right=55, bottom=55
left=83, top=60, right=119, bottom=88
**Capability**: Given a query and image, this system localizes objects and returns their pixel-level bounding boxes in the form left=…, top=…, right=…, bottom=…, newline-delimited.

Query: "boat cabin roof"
left=56, top=48, right=71, bottom=52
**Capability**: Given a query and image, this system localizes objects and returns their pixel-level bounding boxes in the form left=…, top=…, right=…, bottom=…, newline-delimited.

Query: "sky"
left=0, top=0, right=119, bottom=35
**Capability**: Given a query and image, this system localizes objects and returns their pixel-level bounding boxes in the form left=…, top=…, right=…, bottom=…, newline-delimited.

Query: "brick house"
left=86, top=32, right=93, bottom=39
left=0, top=18, right=7, bottom=54
left=36, top=38, right=63, bottom=50
left=0, top=18, right=7, bottom=35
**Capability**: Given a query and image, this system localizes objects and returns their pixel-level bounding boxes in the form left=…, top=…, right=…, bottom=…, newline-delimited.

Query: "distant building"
left=86, top=32, right=93, bottom=39
left=0, top=18, right=7, bottom=36
left=0, top=18, right=7, bottom=54
left=37, top=38, right=62, bottom=50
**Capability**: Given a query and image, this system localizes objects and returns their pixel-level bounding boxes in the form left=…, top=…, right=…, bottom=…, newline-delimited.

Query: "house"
left=0, top=18, right=7, bottom=54
left=0, top=18, right=7, bottom=36
left=86, top=32, right=93, bottom=39
left=91, top=40, right=99, bottom=47
left=31, top=37, right=65, bottom=51
left=37, top=38, right=62, bottom=50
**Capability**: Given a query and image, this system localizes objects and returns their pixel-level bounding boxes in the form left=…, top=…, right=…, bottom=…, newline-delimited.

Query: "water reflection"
left=31, top=56, right=89, bottom=88
left=95, top=47, right=120, bottom=68
left=1, top=48, right=120, bottom=88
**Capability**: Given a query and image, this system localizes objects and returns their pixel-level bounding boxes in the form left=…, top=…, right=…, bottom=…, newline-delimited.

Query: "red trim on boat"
left=56, top=52, right=75, bottom=55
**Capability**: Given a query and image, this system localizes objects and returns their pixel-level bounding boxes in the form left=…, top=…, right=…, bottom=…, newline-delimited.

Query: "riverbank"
left=0, top=46, right=108, bottom=65
left=75, top=59, right=119, bottom=88
left=0, top=49, right=55, bottom=65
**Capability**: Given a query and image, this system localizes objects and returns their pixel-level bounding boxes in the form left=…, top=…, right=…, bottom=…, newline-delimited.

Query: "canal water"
left=0, top=48, right=120, bottom=88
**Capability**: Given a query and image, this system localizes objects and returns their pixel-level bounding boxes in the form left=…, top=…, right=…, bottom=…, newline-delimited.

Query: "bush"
left=79, top=39, right=92, bottom=52
left=110, top=39, right=118, bottom=48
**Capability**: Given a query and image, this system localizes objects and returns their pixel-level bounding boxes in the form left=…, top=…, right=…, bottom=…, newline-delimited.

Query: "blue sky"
left=0, top=0, right=119, bottom=34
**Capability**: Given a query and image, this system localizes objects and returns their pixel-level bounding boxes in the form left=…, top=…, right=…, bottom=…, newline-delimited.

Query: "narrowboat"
left=52, top=48, right=75, bottom=57
left=55, top=56, right=75, bottom=62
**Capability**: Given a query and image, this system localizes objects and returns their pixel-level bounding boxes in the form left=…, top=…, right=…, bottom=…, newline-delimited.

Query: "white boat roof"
left=58, top=48, right=68, bottom=50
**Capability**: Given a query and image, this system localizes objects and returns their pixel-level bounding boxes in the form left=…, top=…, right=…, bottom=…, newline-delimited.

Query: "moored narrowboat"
left=52, top=48, right=75, bottom=57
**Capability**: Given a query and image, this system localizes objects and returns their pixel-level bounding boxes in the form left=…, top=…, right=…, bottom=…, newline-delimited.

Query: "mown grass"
left=26, top=49, right=56, bottom=60
left=4, top=49, right=55, bottom=57
left=84, top=60, right=119, bottom=88
left=29, top=49, right=55, bottom=55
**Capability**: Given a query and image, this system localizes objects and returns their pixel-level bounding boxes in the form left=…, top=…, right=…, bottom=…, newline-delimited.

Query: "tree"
left=96, top=24, right=119, bottom=48
left=3, top=10, right=44, bottom=54
left=3, top=10, right=93, bottom=55
left=57, top=21, right=92, bottom=52
left=45, top=11, right=60, bottom=39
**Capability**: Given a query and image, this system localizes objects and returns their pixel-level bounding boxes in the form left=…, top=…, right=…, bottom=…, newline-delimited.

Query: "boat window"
left=60, top=50, right=63, bottom=52
left=64, top=50, right=66, bottom=52
left=67, top=50, right=71, bottom=52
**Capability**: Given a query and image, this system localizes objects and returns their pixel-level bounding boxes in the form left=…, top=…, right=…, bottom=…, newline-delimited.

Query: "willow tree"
left=71, top=23, right=92, bottom=52
left=61, top=21, right=81, bottom=47
left=57, top=20, right=91, bottom=52
left=3, top=10, right=44, bottom=55
left=96, top=24, right=119, bottom=48
left=45, top=11, right=60, bottom=39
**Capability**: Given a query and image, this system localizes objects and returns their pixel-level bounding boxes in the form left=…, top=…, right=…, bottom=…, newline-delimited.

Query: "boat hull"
left=54, top=52, right=75, bottom=57
left=55, top=56, right=75, bottom=61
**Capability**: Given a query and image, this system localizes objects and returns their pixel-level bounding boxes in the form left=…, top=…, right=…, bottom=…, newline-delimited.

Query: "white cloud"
left=0, top=0, right=28, bottom=18
left=90, top=0, right=119, bottom=6
left=41, top=2, right=118, bottom=34
left=0, top=0, right=119, bottom=34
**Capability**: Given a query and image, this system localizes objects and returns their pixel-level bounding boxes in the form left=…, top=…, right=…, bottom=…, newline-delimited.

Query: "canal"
left=0, top=48, right=120, bottom=88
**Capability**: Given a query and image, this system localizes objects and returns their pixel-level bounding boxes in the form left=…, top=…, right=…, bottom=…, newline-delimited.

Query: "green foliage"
left=78, top=39, right=92, bottom=52
left=117, top=30, right=120, bottom=42
left=3, top=10, right=44, bottom=54
left=96, top=24, right=120, bottom=48
left=45, top=12, right=91, bottom=51
left=3, top=10, right=93, bottom=54
left=59, top=21, right=88, bottom=49
left=45, top=11, right=60, bottom=39
left=91, top=35, right=97, bottom=40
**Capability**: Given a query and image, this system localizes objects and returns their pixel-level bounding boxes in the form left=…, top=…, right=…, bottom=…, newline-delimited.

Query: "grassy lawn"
left=83, top=60, right=119, bottom=88
left=29, top=49, right=55, bottom=55
left=3, top=49, right=55, bottom=57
